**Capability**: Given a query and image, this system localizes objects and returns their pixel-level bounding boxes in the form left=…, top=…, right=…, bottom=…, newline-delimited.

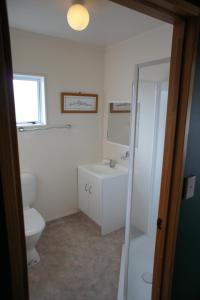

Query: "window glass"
left=13, top=74, right=46, bottom=126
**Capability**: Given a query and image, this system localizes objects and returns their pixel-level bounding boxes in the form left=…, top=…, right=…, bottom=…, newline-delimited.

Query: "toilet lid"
left=24, top=208, right=45, bottom=236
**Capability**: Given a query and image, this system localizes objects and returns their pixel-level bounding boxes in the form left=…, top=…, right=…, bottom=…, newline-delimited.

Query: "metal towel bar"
left=18, top=124, right=72, bottom=132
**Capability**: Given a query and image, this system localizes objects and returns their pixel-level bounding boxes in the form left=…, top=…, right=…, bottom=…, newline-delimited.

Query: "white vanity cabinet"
left=78, top=163, right=128, bottom=235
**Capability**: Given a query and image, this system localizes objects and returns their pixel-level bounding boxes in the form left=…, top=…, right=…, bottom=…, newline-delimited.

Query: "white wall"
left=10, top=28, right=104, bottom=221
left=103, top=25, right=173, bottom=165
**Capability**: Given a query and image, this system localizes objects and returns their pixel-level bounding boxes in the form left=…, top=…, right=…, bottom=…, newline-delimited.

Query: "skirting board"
left=45, top=209, right=79, bottom=223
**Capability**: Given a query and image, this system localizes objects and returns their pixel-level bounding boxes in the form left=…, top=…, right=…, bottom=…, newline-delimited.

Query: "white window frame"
left=13, top=73, right=47, bottom=127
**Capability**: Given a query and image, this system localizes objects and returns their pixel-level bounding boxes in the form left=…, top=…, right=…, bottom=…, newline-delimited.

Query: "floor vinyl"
left=29, top=212, right=124, bottom=300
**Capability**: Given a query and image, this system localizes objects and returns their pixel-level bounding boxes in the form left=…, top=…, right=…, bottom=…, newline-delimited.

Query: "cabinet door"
left=88, top=176, right=101, bottom=225
left=78, top=169, right=89, bottom=216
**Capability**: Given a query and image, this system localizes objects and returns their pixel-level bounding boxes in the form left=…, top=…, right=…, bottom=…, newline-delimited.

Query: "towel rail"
left=18, top=124, right=72, bottom=132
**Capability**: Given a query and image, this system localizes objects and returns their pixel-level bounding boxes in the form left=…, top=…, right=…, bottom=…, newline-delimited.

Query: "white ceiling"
left=7, top=0, right=166, bottom=46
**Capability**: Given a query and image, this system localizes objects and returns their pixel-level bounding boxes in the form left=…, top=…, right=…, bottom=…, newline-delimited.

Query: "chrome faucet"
left=109, top=159, right=117, bottom=168
left=104, top=159, right=117, bottom=168
left=121, top=151, right=129, bottom=160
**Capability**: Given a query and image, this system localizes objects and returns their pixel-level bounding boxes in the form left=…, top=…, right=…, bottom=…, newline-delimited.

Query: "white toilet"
left=21, top=173, right=45, bottom=267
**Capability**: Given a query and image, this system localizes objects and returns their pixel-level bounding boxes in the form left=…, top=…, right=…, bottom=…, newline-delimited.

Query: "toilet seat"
left=24, top=208, right=45, bottom=237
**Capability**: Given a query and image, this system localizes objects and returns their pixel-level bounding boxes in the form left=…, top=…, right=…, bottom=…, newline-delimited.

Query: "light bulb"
left=67, top=4, right=90, bottom=31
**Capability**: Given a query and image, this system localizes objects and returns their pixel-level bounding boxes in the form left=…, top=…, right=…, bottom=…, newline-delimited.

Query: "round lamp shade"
left=67, top=4, right=90, bottom=31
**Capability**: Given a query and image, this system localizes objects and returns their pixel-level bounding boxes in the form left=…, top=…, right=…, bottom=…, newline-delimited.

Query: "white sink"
left=78, top=162, right=128, bottom=178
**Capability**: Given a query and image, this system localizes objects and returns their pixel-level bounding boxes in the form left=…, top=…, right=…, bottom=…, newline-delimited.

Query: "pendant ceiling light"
left=67, top=3, right=90, bottom=31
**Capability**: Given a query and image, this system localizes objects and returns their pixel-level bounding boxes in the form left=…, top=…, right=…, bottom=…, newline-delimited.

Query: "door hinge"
left=157, top=217, right=163, bottom=230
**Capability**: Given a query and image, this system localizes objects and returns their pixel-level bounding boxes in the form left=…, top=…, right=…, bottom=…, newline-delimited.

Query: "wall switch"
left=183, top=176, right=196, bottom=199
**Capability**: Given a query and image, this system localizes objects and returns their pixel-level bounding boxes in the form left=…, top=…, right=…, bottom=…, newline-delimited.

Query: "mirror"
left=107, top=102, right=131, bottom=146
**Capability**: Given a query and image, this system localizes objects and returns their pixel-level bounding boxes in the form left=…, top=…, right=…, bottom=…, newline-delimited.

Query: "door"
left=88, top=176, right=101, bottom=225
left=78, top=169, right=89, bottom=216
left=78, top=170, right=100, bottom=225
left=126, top=59, right=170, bottom=300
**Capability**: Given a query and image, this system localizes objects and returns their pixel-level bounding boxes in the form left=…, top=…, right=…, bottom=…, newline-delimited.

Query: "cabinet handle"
left=85, top=184, right=88, bottom=192
left=89, top=185, right=92, bottom=194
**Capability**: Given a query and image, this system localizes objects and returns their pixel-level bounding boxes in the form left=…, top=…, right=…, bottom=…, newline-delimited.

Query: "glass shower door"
left=126, top=59, right=170, bottom=300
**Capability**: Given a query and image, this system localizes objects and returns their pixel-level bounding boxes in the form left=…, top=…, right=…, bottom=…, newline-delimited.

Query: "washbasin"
left=78, top=162, right=128, bottom=178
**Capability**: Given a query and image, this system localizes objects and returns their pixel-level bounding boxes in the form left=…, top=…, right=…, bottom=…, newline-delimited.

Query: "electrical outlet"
left=183, top=176, right=196, bottom=200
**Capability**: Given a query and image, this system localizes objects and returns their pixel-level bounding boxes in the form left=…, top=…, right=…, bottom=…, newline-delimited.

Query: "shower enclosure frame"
left=0, top=0, right=199, bottom=299
left=124, top=58, right=170, bottom=299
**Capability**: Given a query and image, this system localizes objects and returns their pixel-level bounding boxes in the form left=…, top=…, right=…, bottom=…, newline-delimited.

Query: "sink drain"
left=141, top=272, right=153, bottom=284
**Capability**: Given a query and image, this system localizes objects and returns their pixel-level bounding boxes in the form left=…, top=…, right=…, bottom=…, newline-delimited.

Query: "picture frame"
left=61, top=92, right=98, bottom=113
left=110, top=102, right=131, bottom=113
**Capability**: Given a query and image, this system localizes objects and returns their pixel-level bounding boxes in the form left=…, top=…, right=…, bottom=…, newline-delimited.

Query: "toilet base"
left=27, top=248, right=40, bottom=267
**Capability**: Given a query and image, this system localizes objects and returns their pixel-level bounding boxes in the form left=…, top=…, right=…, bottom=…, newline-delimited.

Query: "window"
left=13, top=74, right=46, bottom=126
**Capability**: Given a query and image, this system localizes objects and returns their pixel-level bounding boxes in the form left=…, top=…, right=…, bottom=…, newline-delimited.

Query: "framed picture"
left=61, top=92, right=98, bottom=113
left=110, top=102, right=131, bottom=113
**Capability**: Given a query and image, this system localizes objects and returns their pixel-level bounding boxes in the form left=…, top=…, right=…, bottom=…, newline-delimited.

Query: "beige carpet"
left=28, top=212, right=124, bottom=300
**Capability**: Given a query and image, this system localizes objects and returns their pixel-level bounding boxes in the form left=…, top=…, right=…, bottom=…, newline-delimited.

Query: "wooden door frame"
left=0, top=0, right=199, bottom=299
left=158, top=17, right=200, bottom=300
left=0, top=0, right=29, bottom=299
